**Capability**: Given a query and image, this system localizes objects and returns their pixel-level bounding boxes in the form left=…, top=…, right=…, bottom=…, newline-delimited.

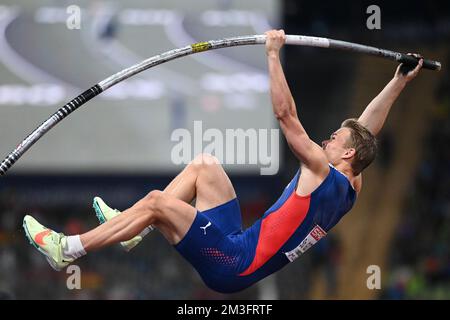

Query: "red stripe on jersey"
left=239, top=192, right=311, bottom=276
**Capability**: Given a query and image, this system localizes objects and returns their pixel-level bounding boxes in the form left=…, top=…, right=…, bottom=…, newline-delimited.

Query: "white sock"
left=63, top=235, right=87, bottom=260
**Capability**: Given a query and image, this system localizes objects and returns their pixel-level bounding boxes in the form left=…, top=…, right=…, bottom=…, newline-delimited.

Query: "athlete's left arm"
left=266, top=29, right=328, bottom=174
left=358, top=54, right=423, bottom=136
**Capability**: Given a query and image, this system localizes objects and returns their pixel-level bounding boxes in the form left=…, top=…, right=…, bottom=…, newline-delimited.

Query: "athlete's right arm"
left=266, top=30, right=328, bottom=173
left=358, top=55, right=423, bottom=136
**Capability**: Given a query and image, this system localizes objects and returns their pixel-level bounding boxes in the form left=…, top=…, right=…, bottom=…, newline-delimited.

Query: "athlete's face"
left=321, top=128, right=355, bottom=165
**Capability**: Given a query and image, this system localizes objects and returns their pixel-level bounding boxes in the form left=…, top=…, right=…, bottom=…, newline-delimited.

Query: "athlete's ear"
left=342, top=148, right=356, bottom=160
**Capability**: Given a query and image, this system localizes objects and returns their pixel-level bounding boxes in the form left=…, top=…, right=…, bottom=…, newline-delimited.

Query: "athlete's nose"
left=322, top=140, right=329, bottom=149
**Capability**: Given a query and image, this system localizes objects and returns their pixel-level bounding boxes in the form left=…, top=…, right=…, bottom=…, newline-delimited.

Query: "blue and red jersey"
left=175, top=164, right=357, bottom=293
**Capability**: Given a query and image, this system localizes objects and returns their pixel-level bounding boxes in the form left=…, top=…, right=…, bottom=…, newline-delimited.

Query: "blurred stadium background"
left=0, top=0, right=449, bottom=299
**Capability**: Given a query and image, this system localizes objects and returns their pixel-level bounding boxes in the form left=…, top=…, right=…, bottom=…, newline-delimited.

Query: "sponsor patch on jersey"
left=284, top=225, right=327, bottom=262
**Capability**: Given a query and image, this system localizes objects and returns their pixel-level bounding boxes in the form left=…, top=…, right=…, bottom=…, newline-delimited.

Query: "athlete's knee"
left=190, top=153, right=221, bottom=172
left=142, top=190, right=165, bottom=214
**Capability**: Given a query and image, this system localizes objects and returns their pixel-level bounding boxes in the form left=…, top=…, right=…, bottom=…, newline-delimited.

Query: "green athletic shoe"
left=93, top=197, right=150, bottom=252
left=23, top=215, right=73, bottom=271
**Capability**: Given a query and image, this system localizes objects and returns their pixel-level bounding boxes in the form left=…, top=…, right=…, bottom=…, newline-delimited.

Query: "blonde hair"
left=341, top=118, right=377, bottom=175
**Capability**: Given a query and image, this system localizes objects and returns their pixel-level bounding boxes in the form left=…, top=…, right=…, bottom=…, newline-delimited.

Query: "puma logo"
left=200, top=221, right=212, bottom=235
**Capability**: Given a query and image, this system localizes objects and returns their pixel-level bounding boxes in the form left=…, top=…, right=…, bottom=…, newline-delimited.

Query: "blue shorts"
left=173, top=197, right=301, bottom=293
left=174, top=198, right=249, bottom=293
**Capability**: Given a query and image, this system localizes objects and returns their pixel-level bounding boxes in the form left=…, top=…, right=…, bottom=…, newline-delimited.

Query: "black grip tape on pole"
left=0, top=84, right=102, bottom=176
left=398, top=54, right=441, bottom=73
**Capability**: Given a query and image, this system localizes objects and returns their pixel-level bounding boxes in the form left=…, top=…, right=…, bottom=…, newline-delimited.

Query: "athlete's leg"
left=23, top=190, right=197, bottom=269
left=96, top=152, right=235, bottom=223
left=87, top=153, right=236, bottom=250
left=81, top=190, right=197, bottom=250
left=97, top=153, right=235, bottom=220
left=164, top=153, right=236, bottom=210
left=82, top=154, right=236, bottom=249
left=23, top=154, right=238, bottom=269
